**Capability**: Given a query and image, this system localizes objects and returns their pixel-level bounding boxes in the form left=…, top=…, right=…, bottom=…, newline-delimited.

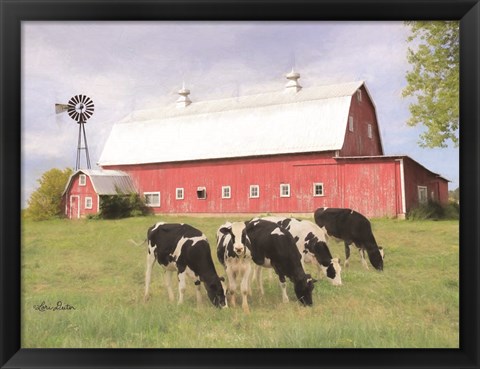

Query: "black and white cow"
left=216, top=222, right=253, bottom=313
left=262, top=217, right=342, bottom=286
left=145, top=222, right=227, bottom=308
left=314, top=207, right=384, bottom=271
left=246, top=219, right=316, bottom=306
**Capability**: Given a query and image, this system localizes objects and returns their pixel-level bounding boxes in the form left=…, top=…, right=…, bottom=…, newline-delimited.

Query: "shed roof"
left=98, top=80, right=373, bottom=166
left=63, top=169, right=137, bottom=196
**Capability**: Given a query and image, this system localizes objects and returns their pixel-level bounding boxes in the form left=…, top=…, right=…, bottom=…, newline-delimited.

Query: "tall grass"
left=21, top=216, right=459, bottom=348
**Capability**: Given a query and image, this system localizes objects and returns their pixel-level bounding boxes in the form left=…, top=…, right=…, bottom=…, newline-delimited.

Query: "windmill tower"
left=56, top=95, right=95, bottom=171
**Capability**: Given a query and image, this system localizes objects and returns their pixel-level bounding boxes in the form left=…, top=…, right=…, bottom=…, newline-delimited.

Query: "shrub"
left=407, top=201, right=459, bottom=220
left=98, top=192, right=151, bottom=219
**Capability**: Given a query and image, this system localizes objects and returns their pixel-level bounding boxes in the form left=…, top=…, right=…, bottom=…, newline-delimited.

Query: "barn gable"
left=98, top=79, right=383, bottom=166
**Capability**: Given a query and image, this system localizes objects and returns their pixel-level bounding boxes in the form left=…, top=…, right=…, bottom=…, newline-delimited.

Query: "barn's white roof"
left=98, top=80, right=369, bottom=166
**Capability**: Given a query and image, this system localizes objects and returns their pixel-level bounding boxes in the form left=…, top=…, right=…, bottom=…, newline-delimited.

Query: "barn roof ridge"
left=118, top=80, right=366, bottom=123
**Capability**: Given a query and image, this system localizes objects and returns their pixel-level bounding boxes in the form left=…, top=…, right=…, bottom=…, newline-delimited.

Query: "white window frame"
left=144, top=192, right=161, bottom=207
left=313, top=183, right=324, bottom=197
left=197, top=187, right=207, bottom=200
left=249, top=185, right=260, bottom=199
left=176, top=188, right=184, bottom=200
left=222, top=186, right=231, bottom=199
left=349, top=116, right=354, bottom=132
left=79, top=174, right=87, bottom=186
left=85, top=197, right=93, bottom=209
left=367, top=123, right=373, bottom=139
left=280, top=184, right=291, bottom=198
left=418, top=186, right=428, bottom=205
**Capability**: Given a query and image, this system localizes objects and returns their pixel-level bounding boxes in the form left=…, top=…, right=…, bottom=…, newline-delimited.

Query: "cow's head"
left=294, top=274, right=316, bottom=306
left=306, top=239, right=342, bottom=286
left=369, top=246, right=385, bottom=271
left=206, top=276, right=228, bottom=308
left=323, top=257, right=342, bottom=286
left=218, top=222, right=251, bottom=257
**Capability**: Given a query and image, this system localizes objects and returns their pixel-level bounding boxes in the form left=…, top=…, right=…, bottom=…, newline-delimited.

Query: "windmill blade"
left=55, top=103, right=69, bottom=114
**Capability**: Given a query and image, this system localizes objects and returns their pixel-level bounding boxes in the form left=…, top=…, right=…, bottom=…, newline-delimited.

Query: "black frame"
left=1, top=1, right=479, bottom=368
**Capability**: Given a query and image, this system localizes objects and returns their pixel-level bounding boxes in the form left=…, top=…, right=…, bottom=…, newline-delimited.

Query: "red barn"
left=86, top=72, right=447, bottom=218
left=62, top=169, right=136, bottom=219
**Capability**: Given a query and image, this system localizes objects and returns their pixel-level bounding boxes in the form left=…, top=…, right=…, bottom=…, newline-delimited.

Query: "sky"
left=21, top=21, right=459, bottom=208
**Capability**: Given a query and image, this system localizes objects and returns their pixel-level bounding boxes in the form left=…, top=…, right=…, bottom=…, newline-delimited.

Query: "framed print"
left=1, top=0, right=479, bottom=368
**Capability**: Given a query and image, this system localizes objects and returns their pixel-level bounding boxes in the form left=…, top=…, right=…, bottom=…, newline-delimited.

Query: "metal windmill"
left=56, top=95, right=94, bottom=170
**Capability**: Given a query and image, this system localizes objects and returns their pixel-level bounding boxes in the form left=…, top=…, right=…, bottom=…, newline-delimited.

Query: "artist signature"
left=33, top=301, right=76, bottom=312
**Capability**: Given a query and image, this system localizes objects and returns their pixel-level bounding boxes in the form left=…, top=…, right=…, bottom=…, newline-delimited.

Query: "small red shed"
left=96, top=73, right=449, bottom=218
left=62, top=169, right=137, bottom=219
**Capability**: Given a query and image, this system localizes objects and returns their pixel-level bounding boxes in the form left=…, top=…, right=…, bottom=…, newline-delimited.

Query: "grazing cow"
left=262, top=216, right=342, bottom=286
left=314, top=207, right=384, bottom=271
left=216, top=222, right=253, bottom=313
left=246, top=219, right=316, bottom=306
left=145, top=222, right=227, bottom=308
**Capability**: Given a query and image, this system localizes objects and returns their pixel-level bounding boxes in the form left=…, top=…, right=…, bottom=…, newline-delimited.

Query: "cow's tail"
left=128, top=238, right=147, bottom=247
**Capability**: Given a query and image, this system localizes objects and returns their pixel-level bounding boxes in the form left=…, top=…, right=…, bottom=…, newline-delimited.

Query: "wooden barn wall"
left=339, top=85, right=383, bottom=157
left=402, top=157, right=449, bottom=212
left=65, top=174, right=99, bottom=219
left=104, top=153, right=405, bottom=218
left=105, top=153, right=345, bottom=215
left=337, top=160, right=401, bottom=218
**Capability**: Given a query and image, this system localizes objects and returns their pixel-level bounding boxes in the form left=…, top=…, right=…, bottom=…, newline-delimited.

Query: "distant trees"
left=403, top=21, right=459, bottom=148
left=25, top=168, right=73, bottom=221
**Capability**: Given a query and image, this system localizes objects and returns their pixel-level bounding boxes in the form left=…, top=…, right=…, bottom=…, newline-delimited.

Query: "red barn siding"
left=340, top=86, right=383, bottom=157
left=402, top=157, right=449, bottom=213
left=339, top=160, right=400, bottom=218
left=64, top=174, right=99, bottom=219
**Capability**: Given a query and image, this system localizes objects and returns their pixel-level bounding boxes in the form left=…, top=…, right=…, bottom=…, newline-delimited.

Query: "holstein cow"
left=314, top=207, right=384, bottom=271
left=145, top=222, right=227, bottom=308
left=246, top=219, right=316, bottom=306
left=216, top=222, right=253, bottom=313
left=262, top=216, right=342, bottom=286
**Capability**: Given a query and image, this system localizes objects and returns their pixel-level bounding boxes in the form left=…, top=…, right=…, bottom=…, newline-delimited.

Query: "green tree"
left=402, top=21, right=459, bottom=148
left=26, top=168, right=73, bottom=221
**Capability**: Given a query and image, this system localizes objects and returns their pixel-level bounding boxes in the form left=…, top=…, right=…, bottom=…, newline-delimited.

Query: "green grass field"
left=21, top=215, right=459, bottom=348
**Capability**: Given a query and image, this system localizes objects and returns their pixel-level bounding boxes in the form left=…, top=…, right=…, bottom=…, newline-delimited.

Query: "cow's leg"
left=164, top=268, right=175, bottom=302
left=177, top=271, right=187, bottom=305
left=240, top=263, right=252, bottom=313
left=279, top=275, right=289, bottom=303
left=359, top=247, right=369, bottom=270
left=225, top=267, right=237, bottom=307
left=144, top=246, right=157, bottom=302
left=195, top=280, right=202, bottom=306
left=344, top=242, right=351, bottom=268
left=255, top=265, right=264, bottom=296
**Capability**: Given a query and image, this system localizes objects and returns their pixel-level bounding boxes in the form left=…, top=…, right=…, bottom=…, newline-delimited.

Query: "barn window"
left=79, top=174, right=87, bottom=186
left=85, top=197, right=93, bottom=209
left=197, top=187, right=207, bottom=199
left=249, top=185, right=259, bottom=198
left=367, top=124, right=373, bottom=138
left=144, top=192, right=161, bottom=207
left=222, top=186, right=231, bottom=199
left=349, top=116, right=354, bottom=132
left=313, top=183, right=324, bottom=197
left=357, top=89, right=362, bottom=102
left=280, top=184, right=290, bottom=198
left=176, top=188, right=184, bottom=200
left=418, top=186, right=428, bottom=204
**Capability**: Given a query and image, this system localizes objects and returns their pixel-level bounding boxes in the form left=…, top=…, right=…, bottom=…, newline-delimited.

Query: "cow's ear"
left=220, top=222, right=232, bottom=233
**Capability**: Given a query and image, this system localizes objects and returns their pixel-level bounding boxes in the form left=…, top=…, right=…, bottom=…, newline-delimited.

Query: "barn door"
left=70, top=195, right=80, bottom=219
